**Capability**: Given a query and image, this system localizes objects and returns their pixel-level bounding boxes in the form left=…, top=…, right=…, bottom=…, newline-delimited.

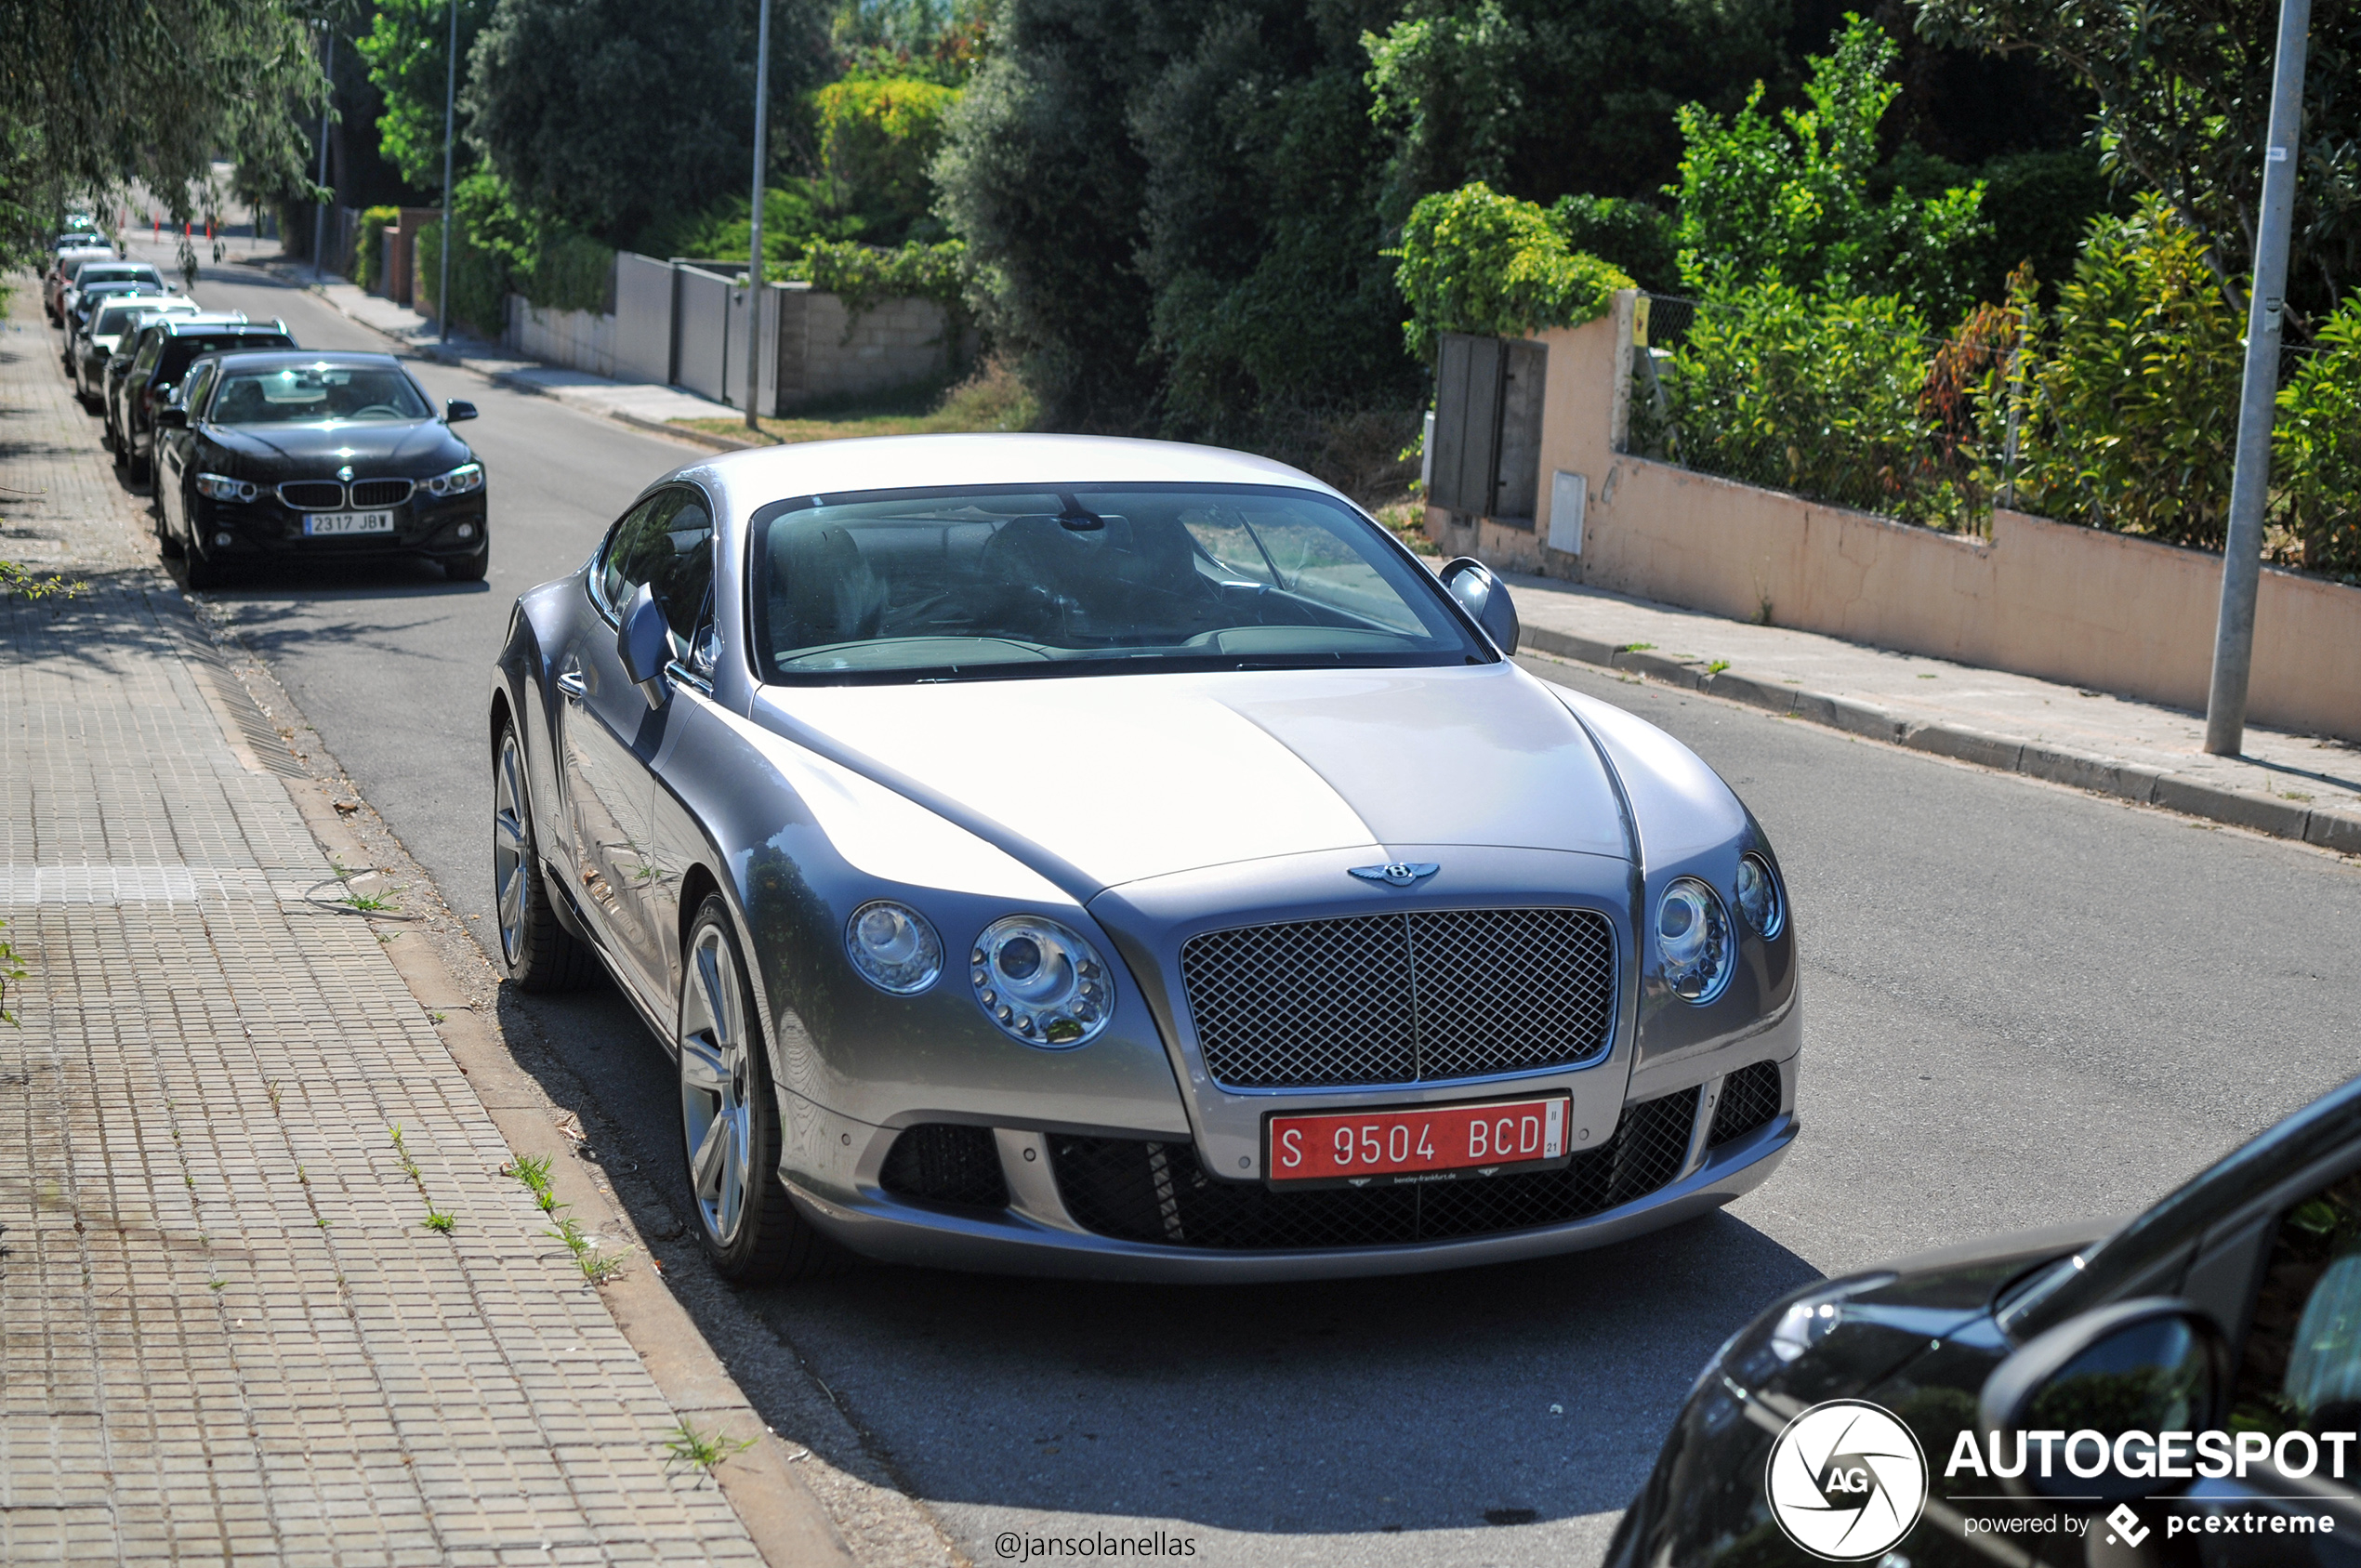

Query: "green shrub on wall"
left=796, top=238, right=967, bottom=318
left=352, top=204, right=400, bottom=290
left=2275, top=295, right=2361, bottom=577
left=415, top=219, right=508, bottom=340
left=1392, top=181, right=1630, bottom=362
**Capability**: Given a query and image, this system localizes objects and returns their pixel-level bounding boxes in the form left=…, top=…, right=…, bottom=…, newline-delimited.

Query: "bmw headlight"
left=423, top=461, right=484, bottom=497
left=195, top=472, right=257, bottom=502
left=970, top=916, right=1113, bottom=1047
left=844, top=900, right=943, bottom=995
left=1655, top=876, right=1732, bottom=1003
left=1735, top=853, right=1784, bottom=938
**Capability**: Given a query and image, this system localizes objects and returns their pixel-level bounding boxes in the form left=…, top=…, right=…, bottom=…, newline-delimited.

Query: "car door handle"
left=555, top=671, right=587, bottom=701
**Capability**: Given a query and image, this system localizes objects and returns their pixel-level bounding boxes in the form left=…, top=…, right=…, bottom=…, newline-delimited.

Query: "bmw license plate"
left=301, top=510, right=395, bottom=536
left=1266, top=1093, right=1570, bottom=1187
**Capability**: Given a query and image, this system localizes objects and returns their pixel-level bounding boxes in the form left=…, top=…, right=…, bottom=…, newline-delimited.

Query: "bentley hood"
left=750, top=662, right=1631, bottom=891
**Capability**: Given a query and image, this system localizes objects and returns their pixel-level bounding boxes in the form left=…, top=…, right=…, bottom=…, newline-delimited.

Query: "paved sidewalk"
left=1, top=294, right=770, bottom=1561
left=1503, top=571, right=2361, bottom=854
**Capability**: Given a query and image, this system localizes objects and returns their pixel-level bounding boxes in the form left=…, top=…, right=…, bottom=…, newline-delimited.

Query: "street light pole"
left=437, top=0, right=458, bottom=347
left=2203, top=0, right=2311, bottom=756
left=311, top=27, right=334, bottom=280
left=745, top=0, right=772, bottom=432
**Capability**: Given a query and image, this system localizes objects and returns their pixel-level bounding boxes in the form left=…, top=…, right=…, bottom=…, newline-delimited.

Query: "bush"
left=1392, top=181, right=1631, bottom=362
left=814, top=73, right=960, bottom=244
left=352, top=204, right=400, bottom=290
left=796, top=237, right=966, bottom=317
left=2275, top=294, right=2361, bottom=576
left=415, top=217, right=508, bottom=339
left=521, top=229, right=614, bottom=315
left=1548, top=194, right=1678, bottom=295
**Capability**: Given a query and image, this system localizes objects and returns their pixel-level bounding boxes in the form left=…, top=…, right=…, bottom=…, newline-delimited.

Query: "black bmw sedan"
left=1607, top=1074, right=2361, bottom=1566
left=153, top=350, right=486, bottom=587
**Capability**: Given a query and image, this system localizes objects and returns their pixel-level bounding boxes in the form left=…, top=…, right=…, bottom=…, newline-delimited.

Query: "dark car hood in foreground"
left=204, top=419, right=470, bottom=477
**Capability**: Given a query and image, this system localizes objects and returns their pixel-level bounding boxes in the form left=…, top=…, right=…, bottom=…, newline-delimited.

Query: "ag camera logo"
left=1764, top=1399, right=1929, bottom=1561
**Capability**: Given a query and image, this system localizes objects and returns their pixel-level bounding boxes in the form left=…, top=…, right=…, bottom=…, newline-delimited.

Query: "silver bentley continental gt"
left=487, top=434, right=1800, bottom=1283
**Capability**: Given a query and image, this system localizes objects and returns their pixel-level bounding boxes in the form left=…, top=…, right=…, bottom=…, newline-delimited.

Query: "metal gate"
left=1431, top=333, right=1547, bottom=523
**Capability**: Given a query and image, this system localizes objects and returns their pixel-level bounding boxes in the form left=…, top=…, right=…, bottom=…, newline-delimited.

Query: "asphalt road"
left=102, top=250, right=2361, bottom=1567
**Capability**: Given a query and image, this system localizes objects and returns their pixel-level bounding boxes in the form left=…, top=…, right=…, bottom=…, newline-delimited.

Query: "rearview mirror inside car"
left=1976, top=1297, right=2229, bottom=1506
left=616, top=584, right=671, bottom=709
left=1439, top=557, right=1521, bottom=656
left=445, top=400, right=478, bottom=423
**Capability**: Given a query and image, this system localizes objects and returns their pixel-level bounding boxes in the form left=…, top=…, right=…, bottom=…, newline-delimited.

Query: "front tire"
left=678, top=895, right=838, bottom=1284
left=443, top=547, right=489, bottom=583
left=491, top=720, right=597, bottom=992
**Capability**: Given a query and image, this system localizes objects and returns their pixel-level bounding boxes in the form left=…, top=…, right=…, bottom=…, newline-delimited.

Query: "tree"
left=0, top=0, right=325, bottom=268
left=1669, top=14, right=1990, bottom=323
left=1912, top=0, right=2361, bottom=333
left=355, top=0, right=495, bottom=193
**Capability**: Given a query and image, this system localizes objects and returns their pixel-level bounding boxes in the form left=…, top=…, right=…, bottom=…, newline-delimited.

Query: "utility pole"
left=311, top=26, right=334, bottom=280
left=2204, top=0, right=2311, bottom=755
left=437, top=0, right=458, bottom=346
left=745, top=0, right=772, bottom=431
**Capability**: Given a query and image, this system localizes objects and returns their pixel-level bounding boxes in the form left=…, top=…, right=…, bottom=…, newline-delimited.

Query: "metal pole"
left=437, top=0, right=458, bottom=346
left=744, top=0, right=772, bottom=430
left=2204, top=0, right=2310, bottom=756
left=311, top=27, right=333, bottom=279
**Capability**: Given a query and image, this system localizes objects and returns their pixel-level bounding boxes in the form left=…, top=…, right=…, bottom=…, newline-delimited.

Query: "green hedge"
left=795, top=238, right=966, bottom=319
left=352, top=204, right=400, bottom=290
left=415, top=218, right=508, bottom=340
left=1392, top=182, right=1631, bottom=363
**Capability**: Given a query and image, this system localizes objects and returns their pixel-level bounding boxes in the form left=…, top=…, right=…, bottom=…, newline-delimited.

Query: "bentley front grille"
left=1180, top=907, right=1616, bottom=1089
left=277, top=480, right=345, bottom=511
left=1708, top=1061, right=1783, bottom=1148
left=1049, top=1087, right=1698, bottom=1250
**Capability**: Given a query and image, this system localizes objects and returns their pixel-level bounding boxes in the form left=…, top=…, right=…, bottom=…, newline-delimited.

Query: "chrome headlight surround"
left=843, top=900, right=943, bottom=995
left=969, top=915, right=1113, bottom=1048
left=1734, top=852, right=1785, bottom=939
left=195, top=472, right=257, bottom=502
left=1655, top=876, right=1733, bottom=1004
left=423, top=460, right=484, bottom=497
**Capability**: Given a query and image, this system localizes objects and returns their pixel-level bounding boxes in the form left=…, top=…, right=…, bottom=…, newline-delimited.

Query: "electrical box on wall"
left=1430, top=334, right=1547, bottom=524
left=1549, top=470, right=1587, bottom=555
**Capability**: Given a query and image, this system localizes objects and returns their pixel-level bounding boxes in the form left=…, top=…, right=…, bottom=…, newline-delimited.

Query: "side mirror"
left=445, top=399, right=478, bottom=423
left=153, top=406, right=188, bottom=429
left=1976, top=1298, right=2230, bottom=1507
left=1439, top=556, right=1521, bottom=656
left=616, top=584, right=671, bottom=709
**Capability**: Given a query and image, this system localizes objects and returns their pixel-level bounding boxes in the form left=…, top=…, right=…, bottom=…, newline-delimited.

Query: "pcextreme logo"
left=1764, top=1399, right=1931, bottom=1561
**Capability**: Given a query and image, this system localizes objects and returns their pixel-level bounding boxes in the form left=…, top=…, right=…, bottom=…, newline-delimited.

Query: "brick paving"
left=0, top=289, right=767, bottom=1561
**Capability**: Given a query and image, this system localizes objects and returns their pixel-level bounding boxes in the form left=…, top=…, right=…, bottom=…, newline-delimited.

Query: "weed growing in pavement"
left=267, top=1080, right=282, bottom=1111
left=207, top=1278, right=227, bottom=1292
left=503, top=1154, right=561, bottom=1213
left=1706, top=659, right=1731, bottom=675
left=1621, top=641, right=1656, bottom=653
left=664, top=1420, right=756, bottom=1479
left=0, top=916, right=22, bottom=1026
left=423, top=1207, right=455, bottom=1233
left=389, top=1124, right=454, bottom=1235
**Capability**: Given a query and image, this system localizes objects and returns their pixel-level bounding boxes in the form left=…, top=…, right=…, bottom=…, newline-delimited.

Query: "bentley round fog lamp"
left=971, top=916, right=1113, bottom=1048
left=1656, top=876, right=1732, bottom=1003
left=844, top=900, right=943, bottom=995
left=1735, top=853, right=1784, bottom=938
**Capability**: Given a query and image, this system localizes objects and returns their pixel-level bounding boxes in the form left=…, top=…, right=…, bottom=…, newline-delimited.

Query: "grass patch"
left=677, top=358, right=1036, bottom=447
left=665, top=1420, right=757, bottom=1478
left=1705, top=659, right=1731, bottom=675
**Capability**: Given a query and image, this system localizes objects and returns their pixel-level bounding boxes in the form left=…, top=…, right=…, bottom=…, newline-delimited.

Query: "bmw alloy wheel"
left=679, top=922, right=756, bottom=1249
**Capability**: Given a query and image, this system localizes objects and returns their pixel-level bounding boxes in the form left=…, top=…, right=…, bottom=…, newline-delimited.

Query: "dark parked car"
left=73, top=294, right=197, bottom=405
left=1608, top=1074, right=2361, bottom=1566
left=153, top=350, right=485, bottom=587
left=113, top=318, right=290, bottom=480
left=60, top=276, right=167, bottom=372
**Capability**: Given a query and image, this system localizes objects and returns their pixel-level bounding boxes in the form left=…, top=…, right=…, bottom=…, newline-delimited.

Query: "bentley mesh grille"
left=349, top=478, right=414, bottom=508
left=878, top=1124, right=1009, bottom=1211
left=1180, top=907, right=1616, bottom=1088
left=277, top=481, right=344, bottom=511
left=1708, top=1061, right=1783, bottom=1147
left=1049, top=1087, right=1698, bottom=1250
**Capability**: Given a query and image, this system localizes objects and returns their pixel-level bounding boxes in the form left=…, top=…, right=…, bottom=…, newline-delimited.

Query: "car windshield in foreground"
left=749, top=482, right=1484, bottom=683
left=210, top=364, right=430, bottom=425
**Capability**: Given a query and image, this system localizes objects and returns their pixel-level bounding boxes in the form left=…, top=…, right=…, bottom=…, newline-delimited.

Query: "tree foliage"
left=1392, top=182, right=1630, bottom=361
left=814, top=74, right=960, bottom=244
left=355, top=0, right=494, bottom=192
left=2276, top=295, right=2361, bottom=573
left=1670, top=14, right=1990, bottom=323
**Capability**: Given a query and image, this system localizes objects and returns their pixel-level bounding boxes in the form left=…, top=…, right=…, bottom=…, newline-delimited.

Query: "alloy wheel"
left=492, top=731, right=533, bottom=968
left=679, top=923, right=755, bottom=1249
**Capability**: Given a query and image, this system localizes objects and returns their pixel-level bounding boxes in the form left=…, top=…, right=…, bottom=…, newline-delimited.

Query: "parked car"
left=73, top=293, right=195, bottom=404
left=486, top=435, right=1800, bottom=1285
left=113, top=317, right=290, bottom=481
left=59, top=259, right=163, bottom=334
left=91, top=300, right=204, bottom=428
left=1605, top=1073, right=2361, bottom=1567
left=153, top=350, right=484, bottom=588
left=45, top=244, right=114, bottom=322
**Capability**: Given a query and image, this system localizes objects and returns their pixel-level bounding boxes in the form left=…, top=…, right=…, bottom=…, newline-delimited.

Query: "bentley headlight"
left=195, top=472, right=257, bottom=502
left=424, top=461, right=484, bottom=497
left=1655, top=876, right=1732, bottom=1003
left=970, top=916, right=1112, bottom=1047
left=844, top=900, right=943, bottom=995
left=1734, top=853, right=1784, bottom=938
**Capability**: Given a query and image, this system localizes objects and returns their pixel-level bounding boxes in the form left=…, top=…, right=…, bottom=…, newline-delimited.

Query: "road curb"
left=1518, top=625, right=2361, bottom=855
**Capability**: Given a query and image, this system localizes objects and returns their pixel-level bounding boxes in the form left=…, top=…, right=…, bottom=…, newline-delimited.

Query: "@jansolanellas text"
left=995, top=1530, right=1199, bottom=1561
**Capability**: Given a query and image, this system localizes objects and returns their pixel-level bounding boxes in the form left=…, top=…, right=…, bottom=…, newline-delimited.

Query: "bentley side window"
left=646, top=501, right=714, bottom=657
left=2229, top=1166, right=2361, bottom=1452
left=596, top=492, right=677, bottom=612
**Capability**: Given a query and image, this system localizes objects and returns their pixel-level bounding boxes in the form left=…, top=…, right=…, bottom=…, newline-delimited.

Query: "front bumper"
left=195, top=492, right=489, bottom=560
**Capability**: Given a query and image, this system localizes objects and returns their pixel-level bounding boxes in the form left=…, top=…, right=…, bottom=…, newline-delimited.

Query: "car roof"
left=96, top=295, right=195, bottom=321
left=76, top=261, right=157, bottom=277
left=162, top=319, right=284, bottom=336
left=689, top=433, right=1344, bottom=521
left=194, top=350, right=401, bottom=371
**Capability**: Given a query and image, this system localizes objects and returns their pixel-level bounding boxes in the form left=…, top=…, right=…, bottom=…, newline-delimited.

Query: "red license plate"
left=1266, top=1095, right=1570, bottom=1187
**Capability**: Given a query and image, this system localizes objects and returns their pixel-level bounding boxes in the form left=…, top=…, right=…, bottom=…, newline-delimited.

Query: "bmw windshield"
left=748, top=483, right=1487, bottom=683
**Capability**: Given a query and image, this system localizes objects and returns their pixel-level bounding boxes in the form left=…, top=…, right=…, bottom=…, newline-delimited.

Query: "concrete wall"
left=508, top=299, right=615, bottom=379
left=773, top=285, right=967, bottom=412
left=1431, top=296, right=2361, bottom=742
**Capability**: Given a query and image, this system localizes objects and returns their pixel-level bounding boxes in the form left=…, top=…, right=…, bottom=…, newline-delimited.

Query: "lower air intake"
left=1708, top=1061, right=1783, bottom=1147
left=879, top=1124, right=1009, bottom=1211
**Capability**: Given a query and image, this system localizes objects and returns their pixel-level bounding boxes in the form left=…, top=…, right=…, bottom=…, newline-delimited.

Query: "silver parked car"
left=488, top=435, right=1800, bottom=1283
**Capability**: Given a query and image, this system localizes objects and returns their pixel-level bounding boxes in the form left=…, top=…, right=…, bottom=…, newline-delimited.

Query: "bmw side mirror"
left=1440, top=557, right=1520, bottom=656
left=617, top=584, right=671, bottom=709
left=153, top=406, right=188, bottom=429
left=1976, top=1298, right=2229, bottom=1507
left=445, top=399, right=478, bottom=423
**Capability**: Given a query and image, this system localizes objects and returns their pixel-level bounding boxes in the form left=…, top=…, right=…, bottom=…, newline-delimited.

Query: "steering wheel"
left=346, top=403, right=403, bottom=419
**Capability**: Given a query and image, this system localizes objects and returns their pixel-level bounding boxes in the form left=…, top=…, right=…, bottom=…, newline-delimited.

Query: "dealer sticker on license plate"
left=301, top=510, right=395, bottom=536
left=1266, top=1094, right=1570, bottom=1188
